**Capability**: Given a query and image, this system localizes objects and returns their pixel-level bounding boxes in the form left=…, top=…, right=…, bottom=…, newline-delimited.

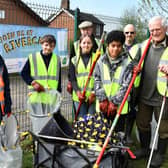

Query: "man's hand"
left=31, top=81, right=45, bottom=92
left=88, top=92, right=96, bottom=105
left=67, top=81, right=73, bottom=94
left=99, top=99, right=109, bottom=113
left=107, top=102, right=117, bottom=117
left=77, top=91, right=85, bottom=102
left=158, top=64, right=168, bottom=75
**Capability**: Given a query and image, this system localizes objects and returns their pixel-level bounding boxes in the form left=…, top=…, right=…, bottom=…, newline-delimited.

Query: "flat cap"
left=78, top=21, right=93, bottom=29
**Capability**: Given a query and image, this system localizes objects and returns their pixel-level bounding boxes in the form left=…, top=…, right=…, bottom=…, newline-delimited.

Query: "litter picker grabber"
left=147, top=76, right=168, bottom=168
left=74, top=31, right=106, bottom=122
left=32, top=132, right=135, bottom=158
left=93, top=36, right=152, bottom=168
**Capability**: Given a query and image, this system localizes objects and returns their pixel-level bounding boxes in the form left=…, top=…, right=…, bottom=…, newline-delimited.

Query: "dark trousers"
left=136, top=102, right=168, bottom=139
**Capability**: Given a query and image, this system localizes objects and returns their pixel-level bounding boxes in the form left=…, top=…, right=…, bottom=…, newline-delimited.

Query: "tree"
left=119, top=8, right=148, bottom=43
left=137, top=0, right=168, bottom=21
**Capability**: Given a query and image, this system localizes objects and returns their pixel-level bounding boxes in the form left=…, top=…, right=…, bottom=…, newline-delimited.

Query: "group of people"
left=0, top=14, right=168, bottom=168
left=68, top=16, right=168, bottom=168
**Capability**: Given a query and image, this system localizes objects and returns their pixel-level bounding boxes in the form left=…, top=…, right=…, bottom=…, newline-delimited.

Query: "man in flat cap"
left=70, top=20, right=101, bottom=61
left=67, top=20, right=105, bottom=94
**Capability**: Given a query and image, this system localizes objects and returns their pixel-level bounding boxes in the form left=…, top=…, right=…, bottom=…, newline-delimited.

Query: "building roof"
left=47, top=8, right=104, bottom=25
left=68, top=9, right=104, bottom=25
left=18, top=0, right=48, bottom=25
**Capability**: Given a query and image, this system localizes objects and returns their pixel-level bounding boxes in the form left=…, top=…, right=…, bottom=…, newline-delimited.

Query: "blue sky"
left=23, top=0, right=138, bottom=17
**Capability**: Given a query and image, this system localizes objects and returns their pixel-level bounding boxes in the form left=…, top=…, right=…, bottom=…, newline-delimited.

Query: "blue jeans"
left=74, top=101, right=95, bottom=118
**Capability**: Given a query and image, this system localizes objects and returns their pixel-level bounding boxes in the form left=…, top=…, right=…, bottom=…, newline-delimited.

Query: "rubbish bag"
left=0, top=146, right=22, bottom=168
left=27, top=90, right=62, bottom=133
left=0, top=114, right=22, bottom=168
left=27, top=90, right=62, bottom=117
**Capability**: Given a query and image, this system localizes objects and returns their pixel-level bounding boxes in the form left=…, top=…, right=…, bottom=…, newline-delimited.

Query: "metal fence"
left=0, top=1, right=74, bottom=132
left=10, top=67, right=72, bottom=132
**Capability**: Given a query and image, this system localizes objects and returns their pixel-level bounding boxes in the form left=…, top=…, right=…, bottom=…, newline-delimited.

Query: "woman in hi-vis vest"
left=69, top=34, right=96, bottom=118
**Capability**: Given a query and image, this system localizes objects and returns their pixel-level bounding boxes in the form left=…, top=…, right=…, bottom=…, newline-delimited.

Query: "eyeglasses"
left=125, top=32, right=135, bottom=35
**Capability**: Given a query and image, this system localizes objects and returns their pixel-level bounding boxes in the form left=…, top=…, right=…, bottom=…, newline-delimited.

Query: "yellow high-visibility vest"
left=28, top=52, right=60, bottom=104
left=72, top=53, right=95, bottom=102
left=157, top=47, right=168, bottom=96
left=129, top=39, right=149, bottom=87
left=96, top=57, right=129, bottom=114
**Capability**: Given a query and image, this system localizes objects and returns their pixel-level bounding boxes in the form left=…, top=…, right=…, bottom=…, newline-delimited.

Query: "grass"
left=20, top=129, right=168, bottom=168
left=20, top=135, right=33, bottom=168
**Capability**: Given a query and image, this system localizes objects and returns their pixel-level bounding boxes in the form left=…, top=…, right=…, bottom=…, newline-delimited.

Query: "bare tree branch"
left=137, top=0, right=168, bottom=21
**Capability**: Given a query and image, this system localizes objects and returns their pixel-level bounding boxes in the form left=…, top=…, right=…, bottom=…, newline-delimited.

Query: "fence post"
left=74, top=8, right=79, bottom=41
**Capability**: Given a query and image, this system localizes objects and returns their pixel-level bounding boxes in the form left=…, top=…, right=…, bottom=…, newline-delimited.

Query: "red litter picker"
left=93, top=35, right=152, bottom=168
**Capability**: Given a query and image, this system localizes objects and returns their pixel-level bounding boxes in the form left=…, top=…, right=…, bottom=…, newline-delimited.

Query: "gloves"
left=88, top=92, right=95, bottom=105
left=7, top=112, right=12, bottom=118
left=67, top=81, right=73, bottom=94
left=31, top=81, right=45, bottom=92
left=107, top=102, right=118, bottom=117
left=77, top=91, right=85, bottom=102
left=99, top=99, right=109, bottom=113
left=133, top=65, right=141, bottom=74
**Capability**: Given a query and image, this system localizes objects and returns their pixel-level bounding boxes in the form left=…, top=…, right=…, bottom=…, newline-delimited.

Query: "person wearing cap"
left=94, top=30, right=136, bottom=132
left=67, top=20, right=105, bottom=95
left=71, top=21, right=101, bottom=60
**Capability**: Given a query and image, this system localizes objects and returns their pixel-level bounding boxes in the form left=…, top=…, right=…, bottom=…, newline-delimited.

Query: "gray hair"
left=148, top=16, right=167, bottom=28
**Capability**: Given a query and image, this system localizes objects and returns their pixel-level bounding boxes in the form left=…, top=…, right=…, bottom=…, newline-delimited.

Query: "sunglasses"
left=125, top=32, right=135, bottom=35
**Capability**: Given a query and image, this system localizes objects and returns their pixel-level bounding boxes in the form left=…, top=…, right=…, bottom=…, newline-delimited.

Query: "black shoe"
left=134, top=148, right=149, bottom=159
left=150, top=153, right=164, bottom=168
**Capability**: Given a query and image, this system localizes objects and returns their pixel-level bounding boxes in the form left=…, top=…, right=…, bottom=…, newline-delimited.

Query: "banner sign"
left=0, top=24, right=68, bottom=73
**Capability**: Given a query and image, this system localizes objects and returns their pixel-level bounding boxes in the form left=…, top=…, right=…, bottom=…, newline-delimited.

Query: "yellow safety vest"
left=129, top=39, right=149, bottom=87
left=72, top=53, right=95, bottom=102
left=157, top=47, right=168, bottom=96
left=130, top=39, right=168, bottom=97
left=28, top=52, right=60, bottom=104
left=96, top=57, right=129, bottom=115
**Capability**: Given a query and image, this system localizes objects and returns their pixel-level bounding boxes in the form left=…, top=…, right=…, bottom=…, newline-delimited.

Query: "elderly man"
left=124, top=24, right=136, bottom=51
left=70, top=20, right=101, bottom=60
left=130, top=16, right=168, bottom=167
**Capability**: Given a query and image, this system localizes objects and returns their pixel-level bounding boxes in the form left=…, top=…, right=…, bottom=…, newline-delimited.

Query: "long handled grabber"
left=147, top=76, right=168, bottom=168
left=93, top=36, right=152, bottom=168
left=74, top=31, right=106, bottom=123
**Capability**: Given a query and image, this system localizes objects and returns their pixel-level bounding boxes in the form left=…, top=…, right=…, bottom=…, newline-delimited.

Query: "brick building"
left=47, top=0, right=104, bottom=48
left=0, top=0, right=47, bottom=26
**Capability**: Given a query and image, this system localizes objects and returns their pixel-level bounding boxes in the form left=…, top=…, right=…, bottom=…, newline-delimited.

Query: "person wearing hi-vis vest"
left=123, top=24, right=138, bottom=145
left=21, top=34, right=61, bottom=109
left=0, top=55, right=12, bottom=124
left=67, top=21, right=105, bottom=94
left=94, top=30, right=137, bottom=132
left=130, top=16, right=168, bottom=168
left=69, top=34, right=96, bottom=118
